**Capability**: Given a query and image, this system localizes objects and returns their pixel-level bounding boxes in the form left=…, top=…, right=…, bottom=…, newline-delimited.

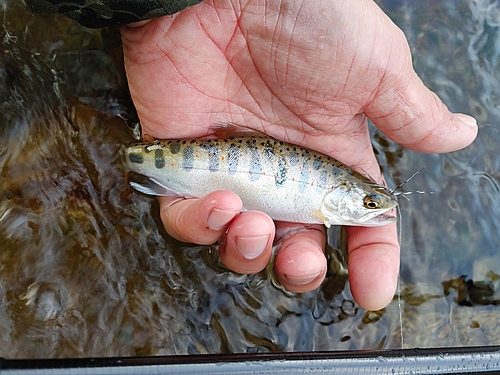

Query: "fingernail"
left=207, top=208, right=239, bottom=231
left=236, top=235, right=270, bottom=260
left=282, top=271, right=323, bottom=285
left=454, top=113, right=477, bottom=128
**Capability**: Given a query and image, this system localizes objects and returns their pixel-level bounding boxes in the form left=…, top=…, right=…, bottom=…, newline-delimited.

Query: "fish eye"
left=363, top=194, right=380, bottom=209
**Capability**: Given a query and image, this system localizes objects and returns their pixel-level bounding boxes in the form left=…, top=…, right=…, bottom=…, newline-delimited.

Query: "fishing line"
left=390, top=167, right=435, bottom=348
left=388, top=167, right=427, bottom=196
left=396, top=203, right=404, bottom=349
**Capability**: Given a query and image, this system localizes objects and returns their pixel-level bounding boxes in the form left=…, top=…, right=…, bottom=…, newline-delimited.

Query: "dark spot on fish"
left=183, top=146, right=194, bottom=170
left=128, top=153, right=143, bottom=164
left=313, top=158, right=322, bottom=170
left=155, top=149, right=165, bottom=169
left=228, top=144, right=239, bottom=175
left=169, top=141, right=181, bottom=154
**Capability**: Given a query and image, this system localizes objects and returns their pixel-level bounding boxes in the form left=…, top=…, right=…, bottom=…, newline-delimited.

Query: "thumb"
left=365, top=56, right=477, bottom=154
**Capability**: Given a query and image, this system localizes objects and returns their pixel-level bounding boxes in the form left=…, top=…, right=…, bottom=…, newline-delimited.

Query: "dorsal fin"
left=210, top=122, right=266, bottom=139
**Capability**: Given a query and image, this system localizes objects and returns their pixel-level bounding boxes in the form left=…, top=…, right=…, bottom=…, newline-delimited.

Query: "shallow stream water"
left=1, top=0, right=500, bottom=358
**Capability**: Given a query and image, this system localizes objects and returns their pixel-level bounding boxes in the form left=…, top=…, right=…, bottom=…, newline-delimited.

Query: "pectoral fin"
left=312, top=209, right=331, bottom=228
left=127, top=172, right=179, bottom=197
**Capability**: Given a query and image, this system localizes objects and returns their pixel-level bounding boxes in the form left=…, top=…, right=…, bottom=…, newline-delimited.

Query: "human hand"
left=120, top=0, right=477, bottom=310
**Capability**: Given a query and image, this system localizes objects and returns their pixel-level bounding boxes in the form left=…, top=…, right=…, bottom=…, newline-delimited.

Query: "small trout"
left=124, top=137, right=398, bottom=227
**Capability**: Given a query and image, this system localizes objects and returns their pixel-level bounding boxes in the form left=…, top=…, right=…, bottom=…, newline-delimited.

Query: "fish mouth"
left=359, top=210, right=398, bottom=227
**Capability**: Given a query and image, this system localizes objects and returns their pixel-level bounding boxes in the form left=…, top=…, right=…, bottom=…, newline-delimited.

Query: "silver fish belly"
left=124, top=137, right=398, bottom=227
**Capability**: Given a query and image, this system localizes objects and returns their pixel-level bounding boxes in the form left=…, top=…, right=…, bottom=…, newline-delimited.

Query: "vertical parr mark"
left=298, top=161, right=309, bottom=193
left=182, top=146, right=194, bottom=171
left=247, top=141, right=261, bottom=181
left=169, top=141, right=181, bottom=154
left=128, top=153, right=143, bottom=164
left=263, top=141, right=275, bottom=160
left=288, top=151, right=299, bottom=166
left=228, top=144, right=239, bottom=175
left=155, top=149, right=165, bottom=169
left=332, top=165, right=343, bottom=177
left=316, top=169, right=327, bottom=193
left=201, top=143, right=219, bottom=172
left=275, top=155, right=287, bottom=187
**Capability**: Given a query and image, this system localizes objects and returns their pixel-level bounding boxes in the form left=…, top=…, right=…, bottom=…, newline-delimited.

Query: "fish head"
left=320, top=182, right=398, bottom=227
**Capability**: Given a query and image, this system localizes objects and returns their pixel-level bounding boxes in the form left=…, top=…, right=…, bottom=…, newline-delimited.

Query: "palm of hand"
left=123, top=0, right=405, bottom=168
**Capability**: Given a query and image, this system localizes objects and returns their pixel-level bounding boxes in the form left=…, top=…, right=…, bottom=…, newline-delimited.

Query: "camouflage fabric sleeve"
left=24, top=0, right=204, bottom=28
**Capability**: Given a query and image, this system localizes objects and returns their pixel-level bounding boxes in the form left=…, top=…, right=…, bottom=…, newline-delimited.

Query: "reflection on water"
left=377, top=0, right=500, bottom=347
left=1, top=0, right=500, bottom=358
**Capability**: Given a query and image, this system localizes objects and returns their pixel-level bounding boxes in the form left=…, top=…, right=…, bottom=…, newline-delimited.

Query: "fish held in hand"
left=124, top=137, right=398, bottom=227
